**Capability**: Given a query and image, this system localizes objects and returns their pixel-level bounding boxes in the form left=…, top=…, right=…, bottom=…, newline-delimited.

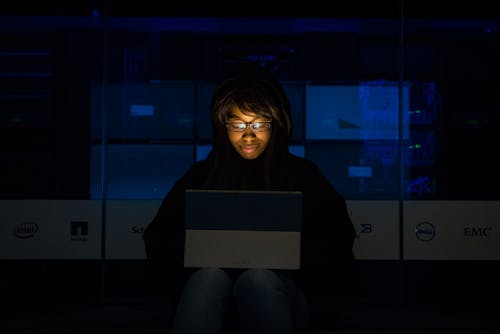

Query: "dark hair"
left=210, top=65, right=292, bottom=136
left=203, top=64, right=293, bottom=189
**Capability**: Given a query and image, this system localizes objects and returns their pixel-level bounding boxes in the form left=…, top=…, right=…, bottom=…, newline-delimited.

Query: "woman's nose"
left=242, top=127, right=256, bottom=137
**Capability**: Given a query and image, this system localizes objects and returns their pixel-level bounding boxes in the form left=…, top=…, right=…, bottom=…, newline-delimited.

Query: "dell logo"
left=415, top=221, right=435, bottom=242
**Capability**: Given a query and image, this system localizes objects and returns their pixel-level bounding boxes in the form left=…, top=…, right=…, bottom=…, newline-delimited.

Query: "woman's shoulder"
left=181, top=159, right=210, bottom=182
left=287, top=152, right=322, bottom=172
left=187, top=158, right=210, bottom=172
left=286, top=152, right=340, bottom=193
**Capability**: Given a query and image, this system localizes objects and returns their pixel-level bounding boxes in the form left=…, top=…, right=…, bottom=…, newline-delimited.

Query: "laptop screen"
left=184, top=189, right=302, bottom=269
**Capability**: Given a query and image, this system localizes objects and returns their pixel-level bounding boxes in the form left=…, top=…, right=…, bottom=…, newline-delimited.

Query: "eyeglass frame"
left=225, top=120, right=272, bottom=132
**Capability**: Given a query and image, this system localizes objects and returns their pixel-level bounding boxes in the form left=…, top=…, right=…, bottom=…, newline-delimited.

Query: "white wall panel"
left=403, top=201, right=500, bottom=260
left=3, top=200, right=498, bottom=261
left=0, top=200, right=102, bottom=259
left=347, top=200, right=400, bottom=260
left=104, top=200, right=161, bottom=259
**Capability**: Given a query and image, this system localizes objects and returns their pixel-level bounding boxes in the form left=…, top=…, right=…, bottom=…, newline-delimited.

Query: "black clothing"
left=143, top=152, right=356, bottom=326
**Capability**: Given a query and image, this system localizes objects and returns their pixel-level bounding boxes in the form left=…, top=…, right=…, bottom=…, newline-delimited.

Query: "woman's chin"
left=238, top=151, right=261, bottom=160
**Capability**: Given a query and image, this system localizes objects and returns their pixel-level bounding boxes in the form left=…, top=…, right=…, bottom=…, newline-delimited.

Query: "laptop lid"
left=184, top=189, right=302, bottom=269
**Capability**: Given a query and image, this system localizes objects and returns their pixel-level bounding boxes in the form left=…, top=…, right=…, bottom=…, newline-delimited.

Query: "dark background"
left=1, top=0, right=499, bottom=332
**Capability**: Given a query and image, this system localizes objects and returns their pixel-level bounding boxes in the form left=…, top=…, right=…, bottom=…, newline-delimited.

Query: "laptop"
left=184, top=189, right=302, bottom=269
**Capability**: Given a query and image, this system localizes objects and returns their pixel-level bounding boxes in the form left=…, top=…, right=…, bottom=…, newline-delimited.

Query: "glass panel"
left=305, top=82, right=409, bottom=141
left=195, top=82, right=216, bottom=141
left=0, top=18, right=104, bottom=199
left=282, top=81, right=305, bottom=142
left=91, top=81, right=195, bottom=141
left=305, top=140, right=399, bottom=200
left=402, top=18, right=500, bottom=200
left=90, top=144, right=194, bottom=199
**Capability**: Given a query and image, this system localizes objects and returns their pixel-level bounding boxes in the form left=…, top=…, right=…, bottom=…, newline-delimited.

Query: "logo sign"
left=130, top=225, right=145, bottom=234
left=356, top=223, right=373, bottom=239
left=360, top=223, right=372, bottom=234
left=464, top=226, right=492, bottom=237
left=415, top=221, right=435, bottom=242
left=71, top=221, right=88, bottom=241
left=14, top=222, right=39, bottom=239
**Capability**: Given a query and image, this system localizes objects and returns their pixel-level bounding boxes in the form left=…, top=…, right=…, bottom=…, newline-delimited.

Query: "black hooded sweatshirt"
left=143, top=150, right=357, bottom=323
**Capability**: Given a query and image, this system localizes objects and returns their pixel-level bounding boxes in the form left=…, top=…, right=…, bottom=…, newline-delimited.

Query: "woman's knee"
left=233, top=269, right=284, bottom=296
left=184, top=267, right=233, bottom=295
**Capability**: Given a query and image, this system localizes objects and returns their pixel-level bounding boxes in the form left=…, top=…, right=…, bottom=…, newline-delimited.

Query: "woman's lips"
left=241, top=145, right=257, bottom=153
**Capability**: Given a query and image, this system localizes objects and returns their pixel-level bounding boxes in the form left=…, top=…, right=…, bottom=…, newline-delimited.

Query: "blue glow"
left=305, top=82, right=410, bottom=140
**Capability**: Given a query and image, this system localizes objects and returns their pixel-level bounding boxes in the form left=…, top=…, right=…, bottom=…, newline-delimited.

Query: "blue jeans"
left=172, top=268, right=309, bottom=334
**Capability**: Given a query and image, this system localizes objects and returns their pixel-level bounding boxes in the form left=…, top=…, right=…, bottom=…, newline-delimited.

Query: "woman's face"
left=226, top=106, right=272, bottom=160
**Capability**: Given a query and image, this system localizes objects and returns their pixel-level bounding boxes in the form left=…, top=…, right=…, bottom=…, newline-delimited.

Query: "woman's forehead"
left=228, top=106, right=265, bottom=119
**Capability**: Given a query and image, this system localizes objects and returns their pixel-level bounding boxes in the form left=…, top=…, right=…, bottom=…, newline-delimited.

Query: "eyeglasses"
left=225, top=121, right=272, bottom=132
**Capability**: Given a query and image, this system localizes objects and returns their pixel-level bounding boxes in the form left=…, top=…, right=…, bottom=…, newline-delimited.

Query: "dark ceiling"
left=2, top=0, right=499, bottom=19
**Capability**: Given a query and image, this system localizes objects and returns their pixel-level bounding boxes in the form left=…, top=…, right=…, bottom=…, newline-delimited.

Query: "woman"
left=143, top=64, right=356, bottom=334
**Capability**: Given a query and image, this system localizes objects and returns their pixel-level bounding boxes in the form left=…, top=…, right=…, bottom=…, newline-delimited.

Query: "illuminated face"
left=226, top=106, right=272, bottom=160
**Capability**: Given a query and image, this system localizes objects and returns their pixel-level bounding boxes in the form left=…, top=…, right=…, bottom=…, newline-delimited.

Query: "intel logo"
left=415, top=221, right=435, bottom=242
left=15, top=222, right=39, bottom=239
